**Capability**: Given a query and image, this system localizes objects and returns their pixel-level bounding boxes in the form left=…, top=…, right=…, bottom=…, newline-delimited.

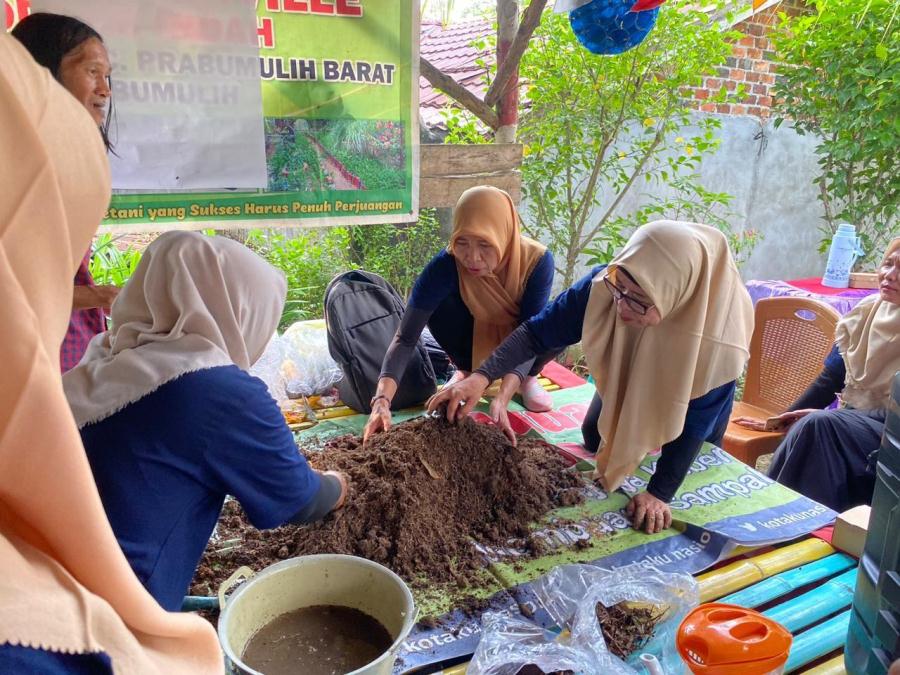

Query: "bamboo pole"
left=697, top=539, right=835, bottom=603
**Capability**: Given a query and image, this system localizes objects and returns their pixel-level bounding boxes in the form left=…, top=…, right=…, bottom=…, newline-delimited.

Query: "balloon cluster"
left=568, top=0, right=666, bottom=55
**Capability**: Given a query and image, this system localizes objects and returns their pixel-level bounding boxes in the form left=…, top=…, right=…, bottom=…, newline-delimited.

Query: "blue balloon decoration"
left=569, top=0, right=660, bottom=55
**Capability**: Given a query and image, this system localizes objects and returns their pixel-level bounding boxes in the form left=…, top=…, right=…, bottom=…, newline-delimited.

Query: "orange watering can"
left=676, top=603, right=792, bottom=675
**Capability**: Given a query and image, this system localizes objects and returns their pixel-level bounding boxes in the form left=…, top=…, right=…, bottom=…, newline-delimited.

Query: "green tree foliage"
left=246, top=210, right=444, bottom=329
left=518, top=1, right=747, bottom=285
left=89, top=234, right=143, bottom=286
left=246, top=227, right=351, bottom=330
left=772, top=0, right=899, bottom=265
left=347, top=209, right=445, bottom=298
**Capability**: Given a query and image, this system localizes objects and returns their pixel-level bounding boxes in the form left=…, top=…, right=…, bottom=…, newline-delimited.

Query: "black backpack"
left=324, top=270, right=437, bottom=413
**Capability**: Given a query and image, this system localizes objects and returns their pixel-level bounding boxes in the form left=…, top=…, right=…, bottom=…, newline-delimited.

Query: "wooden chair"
left=723, top=297, right=841, bottom=467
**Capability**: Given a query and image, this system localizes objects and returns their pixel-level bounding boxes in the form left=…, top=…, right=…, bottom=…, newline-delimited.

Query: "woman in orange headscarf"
left=364, top=185, right=556, bottom=441
left=0, top=33, right=221, bottom=673
left=735, top=238, right=900, bottom=511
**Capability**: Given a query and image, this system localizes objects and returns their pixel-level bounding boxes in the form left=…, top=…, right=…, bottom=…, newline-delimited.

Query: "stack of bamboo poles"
left=698, top=538, right=854, bottom=674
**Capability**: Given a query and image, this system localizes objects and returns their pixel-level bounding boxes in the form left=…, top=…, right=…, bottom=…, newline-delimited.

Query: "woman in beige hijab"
left=0, top=33, right=222, bottom=673
left=736, top=238, right=900, bottom=511
left=364, top=185, right=556, bottom=441
left=63, top=231, right=348, bottom=612
left=429, top=221, right=754, bottom=534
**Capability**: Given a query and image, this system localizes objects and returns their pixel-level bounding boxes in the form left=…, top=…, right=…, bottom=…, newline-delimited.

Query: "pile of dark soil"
left=192, top=416, right=584, bottom=603
left=595, top=602, right=664, bottom=660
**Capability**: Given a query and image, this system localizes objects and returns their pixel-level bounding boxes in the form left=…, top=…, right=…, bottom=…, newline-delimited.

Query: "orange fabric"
left=582, top=221, right=754, bottom=490
left=0, top=34, right=222, bottom=672
left=835, top=238, right=900, bottom=411
left=448, top=186, right=546, bottom=369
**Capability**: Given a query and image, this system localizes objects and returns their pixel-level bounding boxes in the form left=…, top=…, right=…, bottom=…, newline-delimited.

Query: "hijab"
left=64, top=230, right=287, bottom=428
left=835, top=238, right=900, bottom=411
left=0, top=34, right=222, bottom=673
left=448, top=186, right=547, bottom=369
left=582, top=221, right=754, bottom=490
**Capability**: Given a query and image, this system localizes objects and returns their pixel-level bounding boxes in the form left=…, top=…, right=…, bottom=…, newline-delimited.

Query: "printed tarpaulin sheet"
left=296, top=384, right=837, bottom=673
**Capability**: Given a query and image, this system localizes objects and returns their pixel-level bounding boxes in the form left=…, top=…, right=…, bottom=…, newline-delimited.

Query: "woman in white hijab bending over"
left=429, top=221, right=754, bottom=535
left=64, top=231, right=349, bottom=612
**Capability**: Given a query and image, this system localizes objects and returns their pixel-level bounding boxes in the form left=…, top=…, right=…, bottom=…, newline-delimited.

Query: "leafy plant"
left=246, top=227, right=351, bottom=329
left=266, top=121, right=327, bottom=193
left=518, top=0, right=750, bottom=286
left=245, top=209, right=443, bottom=327
left=440, top=106, right=491, bottom=144
left=89, top=234, right=142, bottom=286
left=348, top=209, right=445, bottom=297
left=772, top=0, right=899, bottom=266
left=584, top=174, right=759, bottom=269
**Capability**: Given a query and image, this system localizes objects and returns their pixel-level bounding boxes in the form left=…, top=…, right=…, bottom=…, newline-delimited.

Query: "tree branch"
left=420, top=57, right=500, bottom=129
left=484, top=0, right=549, bottom=107
left=583, top=128, right=664, bottom=246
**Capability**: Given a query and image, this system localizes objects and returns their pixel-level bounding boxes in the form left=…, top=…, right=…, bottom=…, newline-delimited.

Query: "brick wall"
left=684, top=0, right=807, bottom=118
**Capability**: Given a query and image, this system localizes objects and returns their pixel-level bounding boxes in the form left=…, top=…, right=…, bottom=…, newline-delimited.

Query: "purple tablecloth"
left=745, top=280, right=877, bottom=316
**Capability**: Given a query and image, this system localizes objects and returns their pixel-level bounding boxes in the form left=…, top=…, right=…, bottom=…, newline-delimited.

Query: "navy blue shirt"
left=790, top=344, right=845, bottom=410
left=381, top=248, right=555, bottom=381
left=408, top=248, right=555, bottom=317
left=477, top=266, right=736, bottom=501
left=80, top=366, right=322, bottom=611
left=0, top=645, right=112, bottom=674
left=492, top=265, right=735, bottom=436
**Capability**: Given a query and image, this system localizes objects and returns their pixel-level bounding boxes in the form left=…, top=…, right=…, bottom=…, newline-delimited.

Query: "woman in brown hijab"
left=0, top=33, right=222, bottom=673
left=364, top=186, right=556, bottom=441
left=430, top=221, right=754, bottom=534
left=736, top=238, right=900, bottom=511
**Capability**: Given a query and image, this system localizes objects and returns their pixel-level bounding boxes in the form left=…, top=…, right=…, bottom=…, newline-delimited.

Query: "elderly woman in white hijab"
left=429, top=221, right=754, bottom=534
left=735, top=238, right=900, bottom=511
left=63, top=230, right=349, bottom=612
left=0, top=34, right=221, bottom=673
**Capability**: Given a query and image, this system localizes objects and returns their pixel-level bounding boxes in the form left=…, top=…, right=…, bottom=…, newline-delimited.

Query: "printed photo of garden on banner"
left=57, top=0, right=419, bottom=232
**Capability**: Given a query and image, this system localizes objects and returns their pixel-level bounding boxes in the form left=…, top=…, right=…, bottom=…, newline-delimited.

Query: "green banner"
left=103, top=1, right=418, bottom=232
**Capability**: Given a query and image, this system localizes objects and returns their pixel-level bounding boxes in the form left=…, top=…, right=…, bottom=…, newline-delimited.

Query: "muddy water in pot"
left=241, top=604, right=393, bottom=675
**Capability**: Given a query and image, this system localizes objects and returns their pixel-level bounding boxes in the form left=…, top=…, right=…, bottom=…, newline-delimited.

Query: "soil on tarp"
left=191, top=416, right=584, bottom=614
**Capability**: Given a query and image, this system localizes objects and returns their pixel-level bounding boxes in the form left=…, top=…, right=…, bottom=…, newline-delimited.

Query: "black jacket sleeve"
left=379, top=306, right=432, bottom=382
left=788, top=346, right=846, bottom=410
left=287, top=473, right=342, bottom=525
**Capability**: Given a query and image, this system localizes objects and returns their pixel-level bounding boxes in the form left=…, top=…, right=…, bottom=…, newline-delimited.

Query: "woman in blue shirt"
left=63, top=231, right=348, bottom=611
left=429, top=221, right=754, bottom=534
left=735, top=238, right=900, bottom=512
left=364, top=186, right=556, bottom=441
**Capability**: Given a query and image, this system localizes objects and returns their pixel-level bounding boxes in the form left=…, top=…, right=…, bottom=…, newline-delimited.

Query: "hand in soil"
left=323, top=471, right=349, bottom=509
left=626, top=491, right=671, bottom=534
left=427, top=372, right=489, bottom=423
left=363, top=399, right=392, bottom=443
left=489, top=396, right=517, bottom=446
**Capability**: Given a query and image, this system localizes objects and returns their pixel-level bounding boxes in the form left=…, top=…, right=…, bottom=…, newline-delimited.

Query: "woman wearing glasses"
left=428, top=221, right=754, bottom=534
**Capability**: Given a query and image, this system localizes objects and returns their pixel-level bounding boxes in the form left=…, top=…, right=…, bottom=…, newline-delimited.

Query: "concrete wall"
left=519, top=111, right=829, bottom=289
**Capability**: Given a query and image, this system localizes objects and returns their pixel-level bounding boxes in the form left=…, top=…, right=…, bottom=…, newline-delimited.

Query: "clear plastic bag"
left=467, top=611, right=621, bottom=675
left=280, top=320, right=343, bottom=397
left=249, top=320, right=343, bottom=403
left=534, top=564, right=699, bottom=674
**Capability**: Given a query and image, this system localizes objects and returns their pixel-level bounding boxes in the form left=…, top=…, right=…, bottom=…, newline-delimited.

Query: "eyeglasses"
left=603, top=274, right=654, bottom=315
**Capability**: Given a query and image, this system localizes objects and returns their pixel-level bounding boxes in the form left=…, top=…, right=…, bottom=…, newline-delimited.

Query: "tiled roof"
left=419, top=19, right=493, bottom=128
